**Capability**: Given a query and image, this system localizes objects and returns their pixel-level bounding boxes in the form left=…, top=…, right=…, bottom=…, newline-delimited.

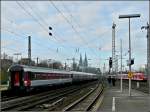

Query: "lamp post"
left=120, top=39, right=123, bottom=92
left=103, top=63, right=106, bottom=76
left=48, top=59, right=53, bottom=69
left=34, top=57, right=39, bottom=66
left=100, top=58, right=109, bottom=76
left=64, top=62, right=67, bottom=70
left=0, top=32, right=1, bottom=75
left=87, top=59, right=92, bottom=73
left=112, top=23, right=116, bottom=75
left=119, top=14, right=140, bottom=96
left=88, top=59, right=92, bottom=67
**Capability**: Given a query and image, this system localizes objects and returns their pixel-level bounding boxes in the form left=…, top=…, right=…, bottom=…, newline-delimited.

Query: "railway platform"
left=97, top=84, right=150, bottom=112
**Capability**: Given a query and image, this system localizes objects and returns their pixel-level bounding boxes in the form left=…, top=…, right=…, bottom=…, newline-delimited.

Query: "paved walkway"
left=98, top=85, right=150, bottom=112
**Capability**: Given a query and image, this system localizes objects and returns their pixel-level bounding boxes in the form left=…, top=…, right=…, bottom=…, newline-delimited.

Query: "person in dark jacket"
left=107, top=76, right=111, bottom=86
left=112, top=76, right=116, bottom=86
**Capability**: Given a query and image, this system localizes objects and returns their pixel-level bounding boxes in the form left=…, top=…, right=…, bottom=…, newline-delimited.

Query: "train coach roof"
left=8, top=64, right=71, bottom=74
left=71, top=71, right=97, bottom=76
left=8, top=64, right=98, bottom=76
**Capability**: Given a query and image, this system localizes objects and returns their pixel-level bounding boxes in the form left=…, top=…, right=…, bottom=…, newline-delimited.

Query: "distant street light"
left=64, top=62, right=67, bottom=70
left=119, top=14, right=140, bottom=96
left=48, top=59, right=54, bottom=69
left=34, top=57, right=39, bottom=66
left=87, top=59, right=92, bottom=70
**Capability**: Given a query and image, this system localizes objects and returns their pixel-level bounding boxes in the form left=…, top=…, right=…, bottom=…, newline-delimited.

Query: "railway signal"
left=109, top=57, right=112, bottom=68
left=131, top=59, right=134, bottom=65
left=127, top=58, right=134, bottom=66
left=49, top=26, right=52, bottom=36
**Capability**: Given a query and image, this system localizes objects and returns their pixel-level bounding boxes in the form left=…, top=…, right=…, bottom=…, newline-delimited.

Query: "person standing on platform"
left=112, top=76, right=116, bottom=86
left=107, top=76, right=111, bottom=86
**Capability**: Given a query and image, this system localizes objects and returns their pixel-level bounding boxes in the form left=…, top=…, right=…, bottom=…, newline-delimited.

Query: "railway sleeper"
left=63, top=84, right=104, bottom=111
left=39, top=97, right=65, bottom=110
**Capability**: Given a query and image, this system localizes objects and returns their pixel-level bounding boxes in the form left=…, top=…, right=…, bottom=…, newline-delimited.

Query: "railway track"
left=62, top=83, right=104, bottom=111
left=1, top=90, right=18, bottom=102
left=1, top=81, right=98, bottom=111
left=1, top=96, right=20, bottom=102
left=1, top=85, right=67, bottom=102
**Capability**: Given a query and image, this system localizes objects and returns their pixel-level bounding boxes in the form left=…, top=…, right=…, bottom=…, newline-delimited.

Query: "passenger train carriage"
left=8, top=64, right=98, bottom=92
left=117, top=73, right=147, bottom=81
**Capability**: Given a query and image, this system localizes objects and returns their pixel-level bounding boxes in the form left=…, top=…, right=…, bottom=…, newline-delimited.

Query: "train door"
left=24, top=72, right=31, bottom=87
left=10, top=71, right=23, bottom=89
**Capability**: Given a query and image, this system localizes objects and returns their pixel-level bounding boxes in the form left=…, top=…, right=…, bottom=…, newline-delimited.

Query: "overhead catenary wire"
left=15, top=1, right=63, bottom=48
left=2, top=46, right=26, bottom=54
left=21, top=0, right=101, bottom=58
left=3, top=1, right=104, bottom=67
left=23, top=1, right=79, bottom=50
left=50, top=1, right=102, bottom=67
left=2, top=19, right=77, bottom=63
left=3, top=16, right=60, bottom=46
left=1, top=28, right=70, bottom=60
left=15, top=1, right=76, bottom=59
left=1, top=28, right=27, bottom=39
left=61, top=2, right=111, bottom=55
left=50, top=1, right=100, bottom=59
left=16, top=1, right=48, bottom=33
left=18, top=2, right=81, bottom=57
left=61, top=2, right=112, bottom=66
left=17, top=1, right=96, bottom=63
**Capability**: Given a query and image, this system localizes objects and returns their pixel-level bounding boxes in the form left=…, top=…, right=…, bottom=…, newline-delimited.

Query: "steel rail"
left=2, top=81, right=98, bottom=111
left=63, top=84, right=104, bottom=111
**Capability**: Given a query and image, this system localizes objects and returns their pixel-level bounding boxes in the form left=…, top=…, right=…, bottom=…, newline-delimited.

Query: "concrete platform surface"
left=98, top=86, right=150, bottom=112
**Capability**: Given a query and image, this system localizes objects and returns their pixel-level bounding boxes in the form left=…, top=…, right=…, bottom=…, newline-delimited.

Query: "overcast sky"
left=1, top=1, right=149, bottom=71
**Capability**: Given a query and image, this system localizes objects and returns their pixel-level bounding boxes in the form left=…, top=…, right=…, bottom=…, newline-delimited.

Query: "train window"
left=61, top=74, right=63, bottom=78
left=55, top=73, right=58, bottom=79
left=56, top=73, right=58, bottom=78
left=28, top=72, right=31, bottom=80
left=52, top=73, right=54, bottom=79
left=71, top=74, right=73, bottom=78
left=30, top=72, right=33, bottom=79
left=59, top=73, right=62, bottom=79
left=48, top=73, right=51, bottom=79
left=65, top=74, right=66, bottom=78
left=57, top=73, right=61, bottom=79
left=56, top=73, right=59, bottom=78
left=64, top=74, right=66, bottom=78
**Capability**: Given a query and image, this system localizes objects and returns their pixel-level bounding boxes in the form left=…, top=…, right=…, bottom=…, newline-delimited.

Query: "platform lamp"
left=119, top=14, right=140, bottom=96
